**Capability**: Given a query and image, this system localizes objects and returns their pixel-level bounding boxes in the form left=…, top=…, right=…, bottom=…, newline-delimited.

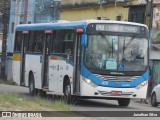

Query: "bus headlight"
left=82, top=77, right=97, bottom=88
left=135, top=81, right=148, bottom=89
left=86, top=79, right=91, bottom=84
left=140, top=81, right=146, bottom=86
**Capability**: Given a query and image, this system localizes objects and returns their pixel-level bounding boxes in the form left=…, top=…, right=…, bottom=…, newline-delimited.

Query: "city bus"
left=13, top=20, right=149, bottom=106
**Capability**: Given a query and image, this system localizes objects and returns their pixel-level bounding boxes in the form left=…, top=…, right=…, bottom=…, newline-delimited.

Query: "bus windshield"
left=84, top=34, right=148, bottom=71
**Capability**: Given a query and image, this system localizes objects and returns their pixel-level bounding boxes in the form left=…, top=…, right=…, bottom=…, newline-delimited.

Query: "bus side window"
left=14, top=31, right=22, bottom=52
left=52, top=30, right=63, bottom=53
left=23, top=32, right=30, bottom=52
left=46, top=34, right=52, bottom=54
left=35, top=31, right=43, bottom=53
left=63, top=29, right=75, bottom=57
left=28, top=31, right=34, bottom=52
left=28, top=31, right=43, bottom=53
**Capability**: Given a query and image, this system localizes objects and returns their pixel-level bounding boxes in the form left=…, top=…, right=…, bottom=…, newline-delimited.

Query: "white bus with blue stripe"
left=13, top=20, right=149, bottom=106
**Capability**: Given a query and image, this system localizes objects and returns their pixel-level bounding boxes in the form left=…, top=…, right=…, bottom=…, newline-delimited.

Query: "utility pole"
left=1, top=0, right=10, bottom=79
left=145, top=0, right=153, bottom=31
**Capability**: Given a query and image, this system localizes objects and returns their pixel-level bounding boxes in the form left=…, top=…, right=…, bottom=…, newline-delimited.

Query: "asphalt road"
left=0, top=84, right=159, bottom=120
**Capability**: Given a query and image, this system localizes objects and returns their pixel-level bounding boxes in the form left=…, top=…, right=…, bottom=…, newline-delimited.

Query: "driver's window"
left=85, top=35, right=118, bottom=70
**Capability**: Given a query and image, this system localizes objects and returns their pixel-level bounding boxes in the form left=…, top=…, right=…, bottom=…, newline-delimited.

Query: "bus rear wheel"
left=29, top=74, right=37, bottom=96
left=64, top=81, right=71, bottom=104
left=39, top=90, right=47, bottom=97
left=118, top=98, right=130, bottom=107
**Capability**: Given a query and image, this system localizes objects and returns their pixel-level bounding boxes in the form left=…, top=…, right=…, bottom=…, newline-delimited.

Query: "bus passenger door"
left=20, top=30, right=29, bottom=86
left=73, top=30, right=82, bottom=94
left=42, top=30, right=52, bottom=89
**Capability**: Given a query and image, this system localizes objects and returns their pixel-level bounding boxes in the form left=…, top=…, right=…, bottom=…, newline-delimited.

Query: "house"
left=60, top=0, right=129, bottom=21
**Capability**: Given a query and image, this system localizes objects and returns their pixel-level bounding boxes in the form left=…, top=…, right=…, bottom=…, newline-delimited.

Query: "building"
left=60, top=0, right=129, bottom=21
left=149, top=1, right=160, bottom=86
left=7, top=0, right=61, bottom=80
left=8, top=0, right=61, bottom=54
left=60, top=0, right=149, bottom=23
left=127, top=0, right=146, bottom=24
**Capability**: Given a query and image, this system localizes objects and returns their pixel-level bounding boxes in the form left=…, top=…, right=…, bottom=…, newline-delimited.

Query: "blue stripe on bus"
left=81, top=65, right=149, bottom=88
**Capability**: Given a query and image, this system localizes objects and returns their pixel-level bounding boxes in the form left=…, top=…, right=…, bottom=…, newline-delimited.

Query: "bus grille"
left=94, top=74, right=140, bottom=82
left=98, top=91, right=134, bottom=96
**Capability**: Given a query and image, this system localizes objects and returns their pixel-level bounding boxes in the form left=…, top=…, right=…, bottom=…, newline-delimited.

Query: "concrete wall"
left=60, top=5, right=129, bottom=21
left=8, top=0, right=16, bottom=53
left=6, top=0, right=16, bottom=80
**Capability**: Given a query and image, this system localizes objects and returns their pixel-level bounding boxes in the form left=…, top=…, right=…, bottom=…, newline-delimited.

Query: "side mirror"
left=81, top=34, right=87, bottom=46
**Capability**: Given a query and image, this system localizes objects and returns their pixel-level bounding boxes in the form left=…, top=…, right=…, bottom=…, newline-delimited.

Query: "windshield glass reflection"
left=84, top=35, right=148, bottom=71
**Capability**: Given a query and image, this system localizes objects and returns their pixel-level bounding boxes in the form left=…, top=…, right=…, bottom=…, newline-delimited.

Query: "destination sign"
left=96, top=24, right=141, bottom=33
left=87, top=23, right=147, bottom=37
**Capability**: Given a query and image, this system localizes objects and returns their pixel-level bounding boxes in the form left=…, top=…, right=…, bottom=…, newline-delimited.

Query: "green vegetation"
left=0, top=0, right=10, bottom=11
left=0, top=79, right=16, bottom=85
left=0, top=93, right=71, bottom=111
left=0, top=79, right=72, bottom=111
left=156, top=32, right=160, bottom=43
left=0, top=0, right=3, bottom=9
left=53, top=99, right=71, bottom=111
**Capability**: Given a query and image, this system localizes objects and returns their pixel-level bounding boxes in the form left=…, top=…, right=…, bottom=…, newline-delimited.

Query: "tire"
left=64, top=80, right=72, bottom=104
left=151, top=93, right=158, bottom=107
left=39, top=90, right=47, bottom=97
left=29, top=74, right=37, bottom=96
left=118, top=98, right=130, bottom=107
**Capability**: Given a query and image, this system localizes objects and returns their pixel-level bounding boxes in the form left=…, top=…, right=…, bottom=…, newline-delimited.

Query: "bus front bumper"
left=80, top=80, right=148, bottom=99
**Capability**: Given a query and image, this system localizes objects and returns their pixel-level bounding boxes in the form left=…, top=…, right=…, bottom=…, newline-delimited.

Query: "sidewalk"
left=134, top=97, right=151, bottom=104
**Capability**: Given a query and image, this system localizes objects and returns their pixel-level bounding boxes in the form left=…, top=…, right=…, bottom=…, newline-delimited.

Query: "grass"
left=0, top=79, right=16, bottom=85
left=0, top=93, right=71, bottom=111
left=53, top=99, right=71, bottom=111
left=0, top=79, right=72, bottom=111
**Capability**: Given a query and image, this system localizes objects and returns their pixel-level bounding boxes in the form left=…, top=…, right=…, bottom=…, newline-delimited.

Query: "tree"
left=0, top=0, right=4, bottom=11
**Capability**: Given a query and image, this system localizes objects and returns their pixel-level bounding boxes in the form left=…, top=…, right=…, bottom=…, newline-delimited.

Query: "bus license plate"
left=111, top=91, right=122, bottom=96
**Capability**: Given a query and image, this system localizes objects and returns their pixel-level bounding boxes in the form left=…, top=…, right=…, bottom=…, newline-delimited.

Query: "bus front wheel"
left=118, top=98, right=130, bottom=107
left=151, top=93, right=158, bottom=107
left=29, top=74, right=37, bottom=96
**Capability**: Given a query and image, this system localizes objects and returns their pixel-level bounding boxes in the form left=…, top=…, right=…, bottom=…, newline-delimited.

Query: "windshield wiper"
left=122, top=36, right=135, bottom=60
left=98, top=32, right=111, bottom=45
left=98, top=32, right=114, bottom=57
left=123, top=36, right=135, bottom=52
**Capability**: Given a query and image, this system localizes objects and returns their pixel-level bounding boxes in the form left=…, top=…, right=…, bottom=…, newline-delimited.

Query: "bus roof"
left=16, top=20, right=148, bottom=31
